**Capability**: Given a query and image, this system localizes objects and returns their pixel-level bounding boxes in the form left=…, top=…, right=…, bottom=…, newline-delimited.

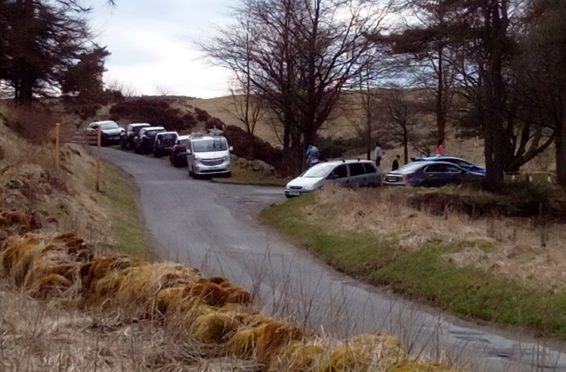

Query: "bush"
left=206, top=117, right=226, bottom=131
left=194, top=107, right=210, bottom=122
left=224, top=125, right=283, bottom=171
left=109, top=99, right=197, bottom=132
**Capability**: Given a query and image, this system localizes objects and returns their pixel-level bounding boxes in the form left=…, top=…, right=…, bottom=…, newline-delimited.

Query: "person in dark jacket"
left=392, top=155, right=400, bottom=171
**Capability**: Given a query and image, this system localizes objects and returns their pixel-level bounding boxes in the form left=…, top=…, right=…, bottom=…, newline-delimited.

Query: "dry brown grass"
left=0, top=200, right=457, bottom=371
left=304, top=186, right=566, bottom=291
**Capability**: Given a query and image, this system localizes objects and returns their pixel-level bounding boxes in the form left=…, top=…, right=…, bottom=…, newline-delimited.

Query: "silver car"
left=285, top=160, right=380, bottom=197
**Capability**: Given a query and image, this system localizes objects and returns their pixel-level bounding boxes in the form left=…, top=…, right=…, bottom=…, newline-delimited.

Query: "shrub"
left=224, top=125, right=283, bottom=171
left=205, top=117, right=226, bottom=131
left=194, top=107, right=210, bottom=122
left=109, top=99, right=196, bottom=132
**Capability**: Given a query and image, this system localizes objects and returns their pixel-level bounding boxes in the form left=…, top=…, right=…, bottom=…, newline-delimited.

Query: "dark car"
left=413, top=156, right=486, bottom=176
left=169, top=135, right=190, bottom=167
left=121, top=123, right=150, bottom=149
left=153, top=131, right=179, bottom=157
left=134, top=126, right=165, bottom=154
left=383, top=161, right=483, bottom=187
left=86, top=120, right=125, bottom=146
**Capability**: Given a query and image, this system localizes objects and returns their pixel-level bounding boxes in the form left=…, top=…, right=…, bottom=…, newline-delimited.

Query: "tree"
left=383, top=88, right=417, bottom=164
left=205, top=0, right=392, bottom=175
left=519, top=0, right=566, bottom=186
left=387, top=0, right=460, bottom=144
left=61, top=46, right=110, bottom=100
left=0, top=0, right=113, bottom=103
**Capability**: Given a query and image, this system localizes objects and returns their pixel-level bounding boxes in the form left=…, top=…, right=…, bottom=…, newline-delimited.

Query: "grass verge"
left=101, top=163, right=154, bottom=259
left=260, top=194, right=566, bottom=340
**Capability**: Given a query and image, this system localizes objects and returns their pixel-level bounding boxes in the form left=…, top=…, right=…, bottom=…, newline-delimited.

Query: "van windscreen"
left=192, top=138, right=228, bottom=152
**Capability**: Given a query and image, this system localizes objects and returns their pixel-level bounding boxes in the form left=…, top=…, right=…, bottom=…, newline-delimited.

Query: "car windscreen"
left=99, top=122, right=119, bottom=130
left=192, top=138, right=228, bottom=152
left=145, top=130, right=162, bottom=137
left=133, top=126, right=148, bottom=135
left=178, top=138, right=189, bottom=146
left=159, top=133, right=177, bottom=141
left=301, top=163, right=336, bottom=178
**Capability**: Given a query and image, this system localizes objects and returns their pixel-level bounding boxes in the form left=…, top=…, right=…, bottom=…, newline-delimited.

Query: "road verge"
left=260, top=191, right=566, bottom=341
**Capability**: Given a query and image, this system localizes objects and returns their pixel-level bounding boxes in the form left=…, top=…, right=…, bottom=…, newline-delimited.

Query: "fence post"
left=96, top=127, right=101, bottom=192
left=54, top=123, right=60, bottom=171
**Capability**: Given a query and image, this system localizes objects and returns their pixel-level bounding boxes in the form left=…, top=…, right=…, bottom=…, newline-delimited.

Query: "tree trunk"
left=436, top=45, right=446, bottom=143
left=556, top=122, right=566, bottom=186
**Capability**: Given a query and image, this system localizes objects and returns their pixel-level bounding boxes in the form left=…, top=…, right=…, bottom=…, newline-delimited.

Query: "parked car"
left=186, top=134, right=232, bottom=178
left=413, top=156, right=486, bottom=175
left=153, top=131, right=178, bottom=157
left=285, top=160, right=380, bottom=197
left=170, top=135, right=190, bottom=167
left=383, top=161, right=483, bottom=187
left=86, top=120, right=124, bottom=146
left=134, top=126, right=165, bottom=154
left=121, top=123, right=150, bottom=149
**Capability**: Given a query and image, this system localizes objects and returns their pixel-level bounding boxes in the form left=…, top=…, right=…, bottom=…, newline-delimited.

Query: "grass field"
left=260, top=189, right=566, bottom=340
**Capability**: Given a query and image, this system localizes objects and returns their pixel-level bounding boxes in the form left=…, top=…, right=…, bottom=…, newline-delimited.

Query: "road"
left=102, top=147, right=566, bottom=371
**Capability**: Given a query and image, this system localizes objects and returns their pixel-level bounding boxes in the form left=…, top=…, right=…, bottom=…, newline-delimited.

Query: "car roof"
left=177, top=135, right=190, bottom=140
left=89, top=120, right=117, bottom=125
left=128, top=123, right=150, bottom=127
left=141, top=126, right=165, bottom=131
left=190, top=135, right=226, bottom=141
left=417, top=156, right=468, bottom=162
left=323, top=159, right=375, bottom=165
left=156, top=131, right=178, bottom=135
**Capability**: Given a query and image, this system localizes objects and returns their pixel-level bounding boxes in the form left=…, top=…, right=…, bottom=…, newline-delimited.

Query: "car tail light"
left=402, top=174, right=411, bottom=182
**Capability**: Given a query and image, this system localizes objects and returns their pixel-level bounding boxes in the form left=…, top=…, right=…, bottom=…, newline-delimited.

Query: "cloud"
left=91, top=0, right=234, bottom=98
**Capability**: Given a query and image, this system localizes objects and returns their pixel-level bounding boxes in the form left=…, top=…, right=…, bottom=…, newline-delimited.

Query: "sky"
left=91, top=0, right=235, bottom=98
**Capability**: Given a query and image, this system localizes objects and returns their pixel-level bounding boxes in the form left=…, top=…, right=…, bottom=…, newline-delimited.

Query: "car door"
left=327, top=164, right=349, bottom=186
left=363, top=162, right=379, bottom=186
left=423, top=164, right=449, bottom=186
left=347, top=163, right=366, bottom=187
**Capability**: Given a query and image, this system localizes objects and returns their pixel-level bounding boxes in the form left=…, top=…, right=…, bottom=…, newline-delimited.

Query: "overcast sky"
left=91, top=0, right=235, bottom=98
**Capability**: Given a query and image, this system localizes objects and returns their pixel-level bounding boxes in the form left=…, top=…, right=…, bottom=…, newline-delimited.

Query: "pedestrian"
left=306, top=144, right=319, bottom=167
left=374, top=142, right=382, bottom=169
left=392, top=154, right=400, bottom=171
left=435, top=139, right=446, bottom=157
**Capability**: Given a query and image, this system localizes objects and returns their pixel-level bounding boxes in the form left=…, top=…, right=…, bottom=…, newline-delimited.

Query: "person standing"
left=374, top=142, right=382, bottom=168
left=435, top=140, right=446, bottom=157
left=392, top=154, right=400, bottom=171
left=306, top=144, right=319, bottom=167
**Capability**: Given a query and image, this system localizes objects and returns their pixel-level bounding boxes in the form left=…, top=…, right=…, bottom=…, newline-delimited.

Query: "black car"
left=153, top=131, right=178, bottom=157
left=169, top=135, right=190, bottom=167
left=383, top=161, right=484, bottom=187
left=134, top=126, right=165, bottom=154
left=87, top=121, right=125, bottom=146
left=121, top=123, right=150, bottom=149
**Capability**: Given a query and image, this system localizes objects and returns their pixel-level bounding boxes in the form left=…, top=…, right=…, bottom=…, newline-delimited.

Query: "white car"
left=186, top=134, right=233, bottom=178
left=285, top=160, right=380, bottom=197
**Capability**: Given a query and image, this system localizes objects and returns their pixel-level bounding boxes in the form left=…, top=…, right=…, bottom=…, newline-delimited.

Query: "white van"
left=186, top=134, right=233, bottom=178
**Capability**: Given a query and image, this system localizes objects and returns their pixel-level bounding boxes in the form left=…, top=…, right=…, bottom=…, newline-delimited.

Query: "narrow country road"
left=102, top=148, right=566, bottom=372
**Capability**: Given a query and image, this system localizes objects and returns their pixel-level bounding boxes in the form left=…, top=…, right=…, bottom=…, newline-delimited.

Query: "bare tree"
left=383, top=88, right=417, bottom=164
left=204, top=0, right=393, bottom=175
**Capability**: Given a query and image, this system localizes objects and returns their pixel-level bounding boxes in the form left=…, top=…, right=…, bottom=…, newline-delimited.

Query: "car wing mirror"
left=186, top=149, right=192, bottom=155
left=229, top=146, right=234, bottom=152
left=327, top=174, right=338, bottom=180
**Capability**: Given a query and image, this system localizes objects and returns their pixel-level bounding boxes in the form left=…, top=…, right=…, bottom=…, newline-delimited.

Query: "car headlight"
left=223, top=155, right=230, bottom=161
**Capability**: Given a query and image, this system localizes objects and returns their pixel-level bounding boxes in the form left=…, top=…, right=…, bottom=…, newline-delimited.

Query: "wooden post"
left=54, top=123, right=60, bottom=171
left=96, top=126, right=101, bottom=192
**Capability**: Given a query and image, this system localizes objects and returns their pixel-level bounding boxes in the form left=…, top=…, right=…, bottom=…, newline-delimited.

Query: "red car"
left=169, top=135, right=190, bottom=167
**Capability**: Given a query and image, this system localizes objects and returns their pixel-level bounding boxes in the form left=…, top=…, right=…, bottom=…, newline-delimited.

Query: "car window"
left=446, top=164, right=463, bottom=173
left=348, top=163, right=365, bottom=177
left=363, top=163, right=377, bottom=174
left=425, top=164, right=448, bottom=173
left=331, top=164, right=348, bottom=178
left=302, top=163, right=336, bottom=178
